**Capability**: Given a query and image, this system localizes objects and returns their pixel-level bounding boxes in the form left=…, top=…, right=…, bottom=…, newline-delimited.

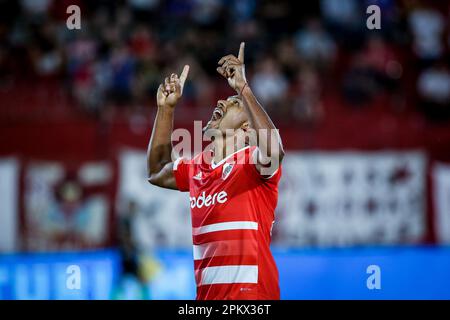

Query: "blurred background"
left=0, top=0, right=450, bottom=299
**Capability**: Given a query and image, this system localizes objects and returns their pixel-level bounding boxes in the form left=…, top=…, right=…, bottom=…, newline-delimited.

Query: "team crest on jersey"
left=222, top=163, right=234, bottom=180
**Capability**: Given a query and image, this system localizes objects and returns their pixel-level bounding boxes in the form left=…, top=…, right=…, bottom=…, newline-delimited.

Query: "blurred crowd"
left=0, top=0, right=449, bottom=123
left=1, top=2, right=449, bottom=292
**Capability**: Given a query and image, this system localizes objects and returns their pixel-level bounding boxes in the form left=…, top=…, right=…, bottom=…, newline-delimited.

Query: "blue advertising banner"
left=0, top=250, right=121, bottom=300
left=1, top=247, right=450, bottom=299
left=146, top=246, right=450, bottom=300
left=275, top=246, right=450, bottom=299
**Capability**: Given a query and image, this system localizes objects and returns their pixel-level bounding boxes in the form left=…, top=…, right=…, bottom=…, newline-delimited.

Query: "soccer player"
left=147, top=43, right=284, bottom=300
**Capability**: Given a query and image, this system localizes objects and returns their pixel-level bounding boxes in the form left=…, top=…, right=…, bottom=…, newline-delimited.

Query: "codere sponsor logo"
left=190, top=191, right=228, bottom=209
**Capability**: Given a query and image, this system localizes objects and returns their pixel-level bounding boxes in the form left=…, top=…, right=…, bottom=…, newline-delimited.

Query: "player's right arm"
left=147, top=65, right=189, bottom=190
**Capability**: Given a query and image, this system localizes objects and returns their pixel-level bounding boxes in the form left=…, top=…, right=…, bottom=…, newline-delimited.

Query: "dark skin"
left=148, top=43, right=284, bottom=189
left=215, top=42, right=285, bottom=169
left=147, top=65, right=189, bottom=189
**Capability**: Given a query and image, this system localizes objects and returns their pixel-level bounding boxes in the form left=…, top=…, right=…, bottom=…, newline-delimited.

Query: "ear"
left=241, top=121, right=250, bottom=132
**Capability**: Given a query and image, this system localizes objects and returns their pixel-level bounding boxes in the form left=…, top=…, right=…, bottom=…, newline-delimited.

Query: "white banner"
left=433, top=163, right=450, bottom=244
left=0, top=158, right=19, bottom=252
left=118, top=150, right=427, bottom=248
left=117, top=149, right=192, bottom=249
left=24, top=161, right=111, bottom=251
left=275, top=151, right=427, bottom=246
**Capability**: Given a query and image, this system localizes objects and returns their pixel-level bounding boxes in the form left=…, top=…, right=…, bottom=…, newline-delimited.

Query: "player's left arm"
left=217, top=42, right=285, bottom=177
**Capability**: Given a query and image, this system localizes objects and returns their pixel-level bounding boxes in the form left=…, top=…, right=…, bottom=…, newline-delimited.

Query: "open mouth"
left=213, top=101, right=227, bottom=120
left=203, top=103, right=226, bottom=132
left=212, top=107, right=224, bottom=121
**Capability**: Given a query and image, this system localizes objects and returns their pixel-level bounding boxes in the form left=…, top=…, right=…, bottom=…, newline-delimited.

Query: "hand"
left=217, top=42, right=247, bottom=94
left=157, top=65, right=190, bottom=108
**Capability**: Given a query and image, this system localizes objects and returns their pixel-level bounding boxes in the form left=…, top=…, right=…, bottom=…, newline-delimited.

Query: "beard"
left=203, top=120, right=225, bottom=142
left=203, top=116, right=221, bottom=133
left=202, top=120, right=212, bottom=133
left=203, top=105, right=225, bottom=133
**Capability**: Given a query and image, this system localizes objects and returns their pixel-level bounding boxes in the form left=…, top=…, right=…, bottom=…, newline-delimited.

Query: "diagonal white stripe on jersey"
left=192, top=221, right=258, bottom=236
left=200, top=265, right=258, bottom=285
left=173, top=157, right=185, bottom=170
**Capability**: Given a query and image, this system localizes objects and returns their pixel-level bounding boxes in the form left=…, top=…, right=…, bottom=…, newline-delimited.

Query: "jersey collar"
left=211, top=146, right=251, bottom=169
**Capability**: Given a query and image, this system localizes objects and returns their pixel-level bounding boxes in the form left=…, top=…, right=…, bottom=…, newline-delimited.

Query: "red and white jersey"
left=173, top=145, right=281, bottom=300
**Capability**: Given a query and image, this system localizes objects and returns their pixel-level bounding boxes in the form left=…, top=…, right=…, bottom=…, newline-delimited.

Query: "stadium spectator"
left=320, top=0, right=362, bottom=48
left=358, top=35, right=402, bottom=92
left=0, top=1, right=448, bottom=126
left=291, top=67, right=324, bottom=123
left=409, top=5, right=446, bottom=65
left=108, top=44, right=136, bottom=105
left=276, top=37, right=301, bottom=79
left=342, top=54, right=378, bottom=107
left=116, top=199, right=149, bottom=298
left=251, top=56, right=288, bottom=111
left=294, top=18, right=337, bottom=70
left=417, top=61, right=450, bottom=121
left=342, top=34, right=403, bottom=107
left=320, top=0, right=359, bottom=28
left=28, top=22, right=63, bottom=77
left=20, top=0, right=52, bottom=16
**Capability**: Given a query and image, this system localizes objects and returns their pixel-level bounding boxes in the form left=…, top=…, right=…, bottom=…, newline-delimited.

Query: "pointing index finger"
left=238, top=42, right=245, bottom=63
left=179, top=65, right=190, bottom=89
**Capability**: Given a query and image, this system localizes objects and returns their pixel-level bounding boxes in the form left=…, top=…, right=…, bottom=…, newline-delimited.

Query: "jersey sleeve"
left=246, top=146, right=282, bottom=184
left=173, top=157, right=191, bottom=192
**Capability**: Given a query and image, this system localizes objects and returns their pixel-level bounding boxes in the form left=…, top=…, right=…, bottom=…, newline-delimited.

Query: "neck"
left=212, top=136, right=243, bottom=164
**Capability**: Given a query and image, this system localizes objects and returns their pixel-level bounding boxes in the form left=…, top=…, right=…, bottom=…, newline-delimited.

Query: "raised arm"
left=147, top=65, right=189, bottom=189
left=217, top=43, right=284, bottom=176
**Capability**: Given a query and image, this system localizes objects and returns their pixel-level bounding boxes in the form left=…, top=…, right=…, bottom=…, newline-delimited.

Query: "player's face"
left=204, top=96, right=248, bottom=134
